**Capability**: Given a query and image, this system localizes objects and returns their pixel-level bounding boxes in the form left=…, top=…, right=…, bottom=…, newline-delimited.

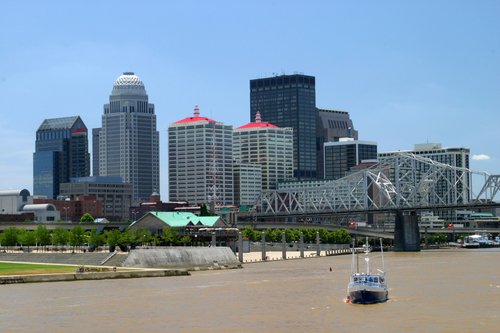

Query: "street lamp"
left=63, top=206, right=69, bottom=222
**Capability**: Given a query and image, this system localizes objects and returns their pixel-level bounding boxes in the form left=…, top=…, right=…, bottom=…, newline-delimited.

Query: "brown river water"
left=0, top=248, right=499, bottom=333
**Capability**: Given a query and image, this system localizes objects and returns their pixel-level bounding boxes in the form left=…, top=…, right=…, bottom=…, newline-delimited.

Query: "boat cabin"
left=351, top=273, right=385, bottom=284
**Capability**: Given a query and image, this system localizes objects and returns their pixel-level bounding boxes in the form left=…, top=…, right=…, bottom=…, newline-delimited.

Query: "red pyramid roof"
left=237, top=111, right=278, bottom=129
left=173, top=105, right=216, bottom=124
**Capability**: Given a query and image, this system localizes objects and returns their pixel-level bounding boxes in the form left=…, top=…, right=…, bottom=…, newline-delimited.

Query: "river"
left=0, top=248, right=499, bottom=332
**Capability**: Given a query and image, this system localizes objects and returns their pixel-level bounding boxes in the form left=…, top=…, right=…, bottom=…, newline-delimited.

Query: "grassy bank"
left=0, top=262, right=78, bottom=276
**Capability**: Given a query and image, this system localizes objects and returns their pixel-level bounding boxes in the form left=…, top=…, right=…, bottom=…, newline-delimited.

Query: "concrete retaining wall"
left=0, top=269, right=189, bottom=284
left=122, top=247, right=241, bottom=270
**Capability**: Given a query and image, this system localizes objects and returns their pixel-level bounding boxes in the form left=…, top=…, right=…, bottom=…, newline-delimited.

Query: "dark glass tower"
left=324, top=140, right=377, bottom=180
left=250, top=74, right=317, bottom=179
left=33, top=116, right=90, bottom=199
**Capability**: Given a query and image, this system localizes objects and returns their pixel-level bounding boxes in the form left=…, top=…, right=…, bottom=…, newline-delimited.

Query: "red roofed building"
left=234, top=112, right=293, bottom=192
left=168, top=105, right=234, bottom=206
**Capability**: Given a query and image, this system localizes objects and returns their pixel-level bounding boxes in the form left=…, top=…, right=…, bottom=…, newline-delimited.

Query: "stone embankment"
left=0, top=247, right=241, bottom=284
left=0, top=269, right=189, bottom=285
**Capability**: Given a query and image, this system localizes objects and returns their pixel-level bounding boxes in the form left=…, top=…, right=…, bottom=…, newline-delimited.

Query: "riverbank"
left=0, top=267, right=189, bottom=284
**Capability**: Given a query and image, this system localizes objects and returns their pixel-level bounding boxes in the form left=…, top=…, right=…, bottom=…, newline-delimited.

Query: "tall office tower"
left=98, top=72, right=159, bottom=203
left=92, top=128, right=100, bottom=176
left=233, top=164, right=262, bottom=207
left=168, top=105, right=234, bottom=206
left=250, top=74, right=316, bottom=179
left=316, top=108, right=358, bottom=179
left=33, top=116, right=90, bottom=199
left=324, top=138, right=378, bottom=180
left=234, top=112, right=294, bottom=191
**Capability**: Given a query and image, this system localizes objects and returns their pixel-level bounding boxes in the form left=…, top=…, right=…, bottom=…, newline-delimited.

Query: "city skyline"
left=1, top=1, right=499, bottom=197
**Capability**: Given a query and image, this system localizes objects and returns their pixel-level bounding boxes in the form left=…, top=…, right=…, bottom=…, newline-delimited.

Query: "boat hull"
left=348, top=289, right=388, bottom=304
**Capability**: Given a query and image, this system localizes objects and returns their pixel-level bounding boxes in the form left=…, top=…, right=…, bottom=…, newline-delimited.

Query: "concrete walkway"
left=242, top=249, right=351, bottom=263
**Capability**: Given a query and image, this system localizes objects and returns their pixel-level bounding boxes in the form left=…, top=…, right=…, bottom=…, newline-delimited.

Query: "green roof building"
left=129, top=211, right=227, bottom=233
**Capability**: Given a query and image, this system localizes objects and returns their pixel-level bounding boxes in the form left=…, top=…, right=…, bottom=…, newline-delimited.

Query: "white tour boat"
left=347, top=238, right=388, bottom=304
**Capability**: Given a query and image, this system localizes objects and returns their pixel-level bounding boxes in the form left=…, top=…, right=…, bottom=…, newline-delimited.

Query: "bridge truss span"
left=254, top=153, right=500, bottom=216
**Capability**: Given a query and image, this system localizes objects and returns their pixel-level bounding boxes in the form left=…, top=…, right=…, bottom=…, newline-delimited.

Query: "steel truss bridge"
left=251, top=153, right=500, bottom=219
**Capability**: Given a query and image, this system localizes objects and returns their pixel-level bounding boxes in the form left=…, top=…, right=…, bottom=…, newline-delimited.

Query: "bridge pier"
left=394, top=211, right=420, bottom=251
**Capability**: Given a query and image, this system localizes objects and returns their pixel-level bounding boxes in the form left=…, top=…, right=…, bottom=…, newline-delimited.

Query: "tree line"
left=240, top=226, right=352, bottom=244
left=0, top=225, right=192, bottom=251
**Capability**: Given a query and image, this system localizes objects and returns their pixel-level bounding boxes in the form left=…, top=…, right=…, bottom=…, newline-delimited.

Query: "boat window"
left=380, top=277, right=384, bottom=283
left=373, top=277, right=379, bottom=283
left=368, top=277, right=373, bottom=282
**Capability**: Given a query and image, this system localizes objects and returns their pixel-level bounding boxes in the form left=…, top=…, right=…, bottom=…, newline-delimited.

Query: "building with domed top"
left=94, top=72, right=159, bottom=204
left=168, top=105, right=234, bottom=206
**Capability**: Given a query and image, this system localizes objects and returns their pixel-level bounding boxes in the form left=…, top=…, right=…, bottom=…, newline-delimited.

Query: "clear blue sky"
left=1, top=1, right=499, bottom=198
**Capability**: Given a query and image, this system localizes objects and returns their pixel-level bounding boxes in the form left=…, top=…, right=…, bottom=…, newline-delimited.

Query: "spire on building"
left=194, top=105, right=200, bottom=117
left=255, top=111, right=262, bottom=123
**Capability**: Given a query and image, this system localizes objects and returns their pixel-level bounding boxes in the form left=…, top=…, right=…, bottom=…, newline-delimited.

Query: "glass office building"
left=250, top=74, right=317, bottom=179
left=316, top=108, right=358, bottom=179
left=97, top=72, right=159, bottom=203
left=324, top=139, right=378, bottom=180
left=33, top=116, right=90, bottom=199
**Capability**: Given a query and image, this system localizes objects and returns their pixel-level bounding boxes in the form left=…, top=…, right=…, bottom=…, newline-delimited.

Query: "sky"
left=1, top=0, right=499, bottom=199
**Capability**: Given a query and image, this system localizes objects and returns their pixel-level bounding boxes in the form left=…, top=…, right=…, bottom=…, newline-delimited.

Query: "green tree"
left=2, top=227, right=19, bottom=246
left=35, top=225, right=51, bottom=246
left=80, top=213, right=95, bottom=223
left=162, top=226, right=179, bottom=245
left=87, top=228, right=102, bottom=249
left=241, top=226, right=257, bottom=241
left=69, top=226, right=86, bottom=249
left=104, top=229, right=121, bottom=251
left=285, top=229, right=300, bottom=242
left=118, top=229, right=134, bottom=246
left=332, top=229, right=351, bottom=244
left=51, top=227, right=69, bottom=246
left=178, top=235, right=191, bottom=245
left=133, top=228, right=153, bottom=246
left=18, top=229, right=36, bottom=247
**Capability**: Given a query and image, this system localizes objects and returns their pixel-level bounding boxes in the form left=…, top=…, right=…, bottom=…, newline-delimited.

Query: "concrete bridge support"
left=394, top=211, right=420, bottom=251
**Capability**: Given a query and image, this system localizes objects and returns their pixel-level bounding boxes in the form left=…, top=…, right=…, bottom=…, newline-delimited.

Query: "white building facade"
left=0, top=189, right=59, bottom=223
left=233, top=112, right=293, bottom=191
left=234, top=163, right=262, bottom=206
left=168, top=106, right=234, bottom=206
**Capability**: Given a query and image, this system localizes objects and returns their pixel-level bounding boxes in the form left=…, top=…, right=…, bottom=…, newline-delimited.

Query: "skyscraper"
left=316, top=108, right=358, bottom=179
left=233, top=111, right=293, bottom=191
left=324, top=138, right=378, bottom=180
left=96, top=72, right=159, bottom=203
left=92, top=128, right=100, bottom=176
left=250, top=74, right=317, bottom=179
left=168, top=105, right=234, bottom=206
left=33, top=116, right=90, bottom=199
